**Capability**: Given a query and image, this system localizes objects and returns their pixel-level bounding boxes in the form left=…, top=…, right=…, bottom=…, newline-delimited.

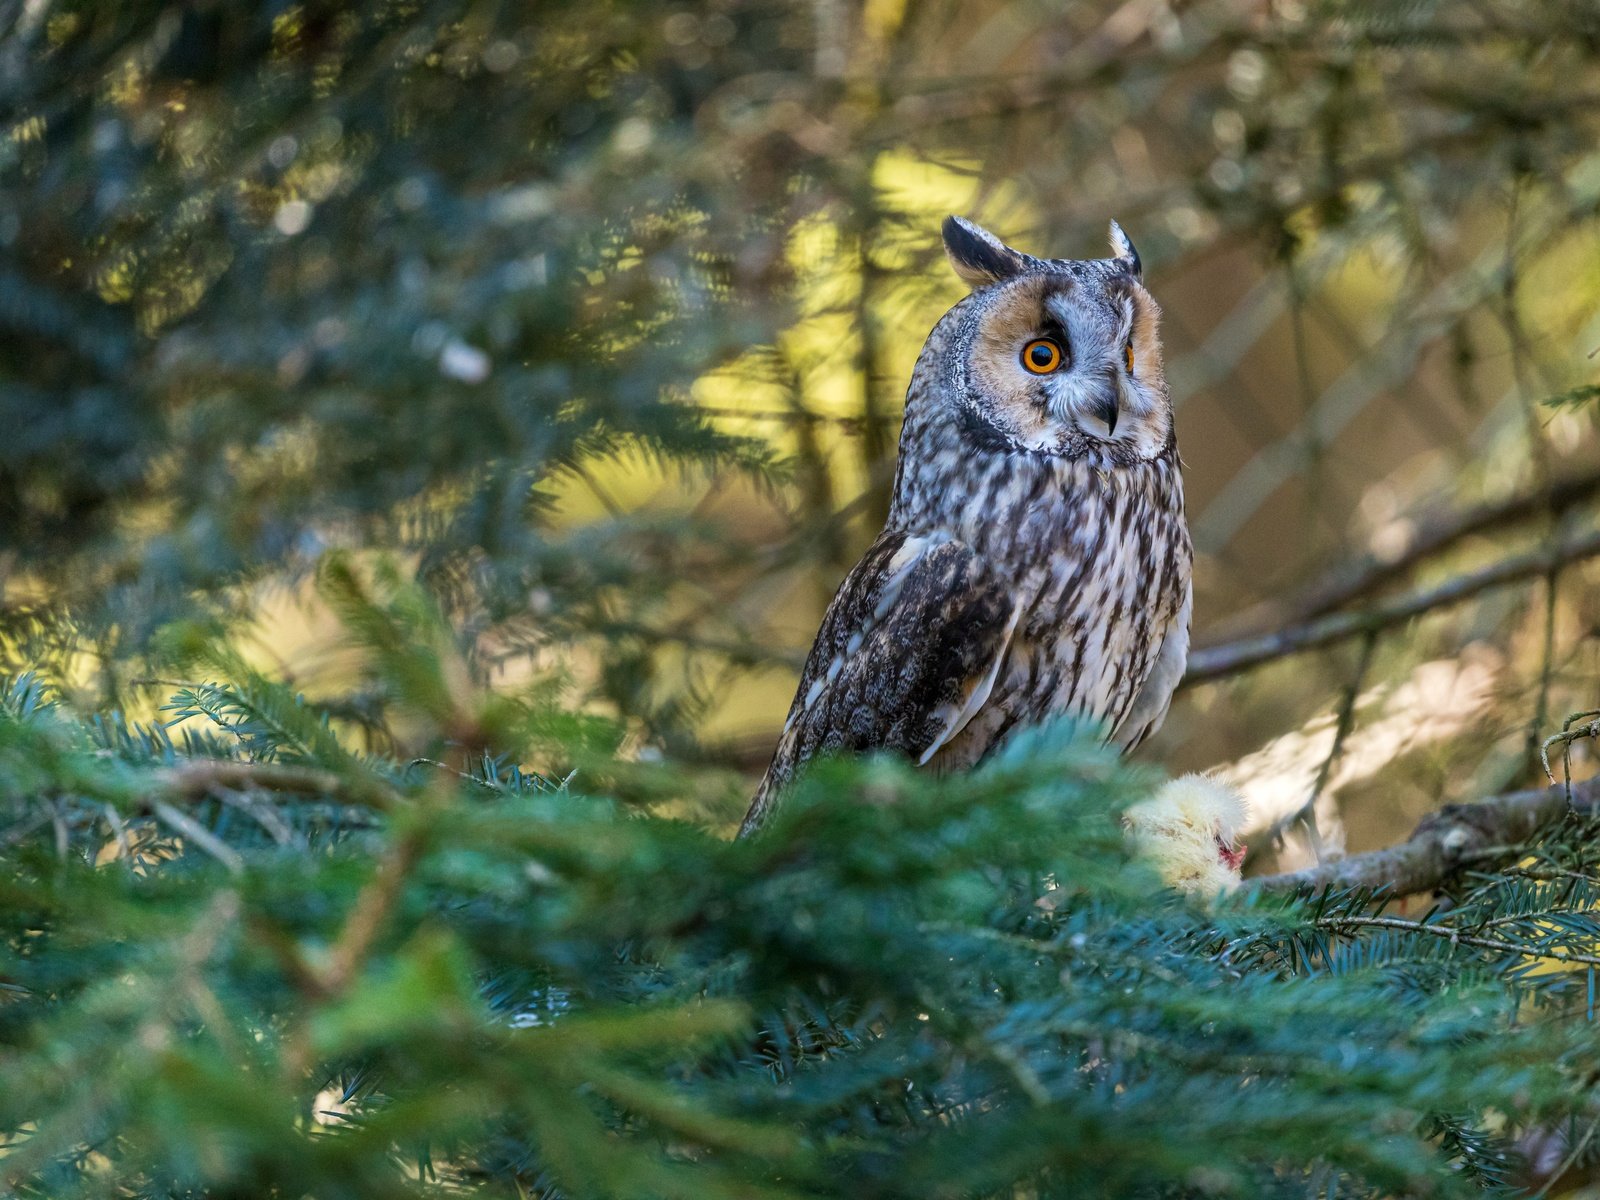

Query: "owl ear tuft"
left=1108, top=220, right=1141, bottom=279
left=942, top=216, right=1026, bottom=289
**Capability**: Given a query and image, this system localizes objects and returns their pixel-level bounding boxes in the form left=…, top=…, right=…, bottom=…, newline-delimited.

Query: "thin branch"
left=1253, top=774, right=1600, bottom=897
left=213, top=787, right=299, bottom=846
left=1312, top=913, right=1600, bottom=969
left=695, top=404, right=867, bottom=431
left=151, top=800, right=245, bottom=875
left=1183, top=527, right=1600, bottom=686
left=1528, top=562, right=1563, bottom=771
left=1223, top=467, right=1600, bottom=631
left=1543, top=711, right=1600, bottom=807
left=320, top=829, right=426, bottom=995
left=150, top=760, right=399, bottom=813
left=853, top=200, right=893, bottom=528
left=278, top=822, right=429, bottom=1079
left=1531, top=1113, right=1600, bottom=1200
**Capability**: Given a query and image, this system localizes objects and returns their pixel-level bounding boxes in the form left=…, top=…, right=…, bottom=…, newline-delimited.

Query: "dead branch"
left=1183, top=526, right=1600, bottom=686
left=1292, top=473, right=1600, bottom=630
left=1221, top=467, right=1600, bottom=632
left=1252, top=774, right=1600, bottom=897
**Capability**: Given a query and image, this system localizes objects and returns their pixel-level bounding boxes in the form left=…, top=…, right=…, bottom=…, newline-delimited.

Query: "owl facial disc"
left=940, top=218, right=1169, bottom=459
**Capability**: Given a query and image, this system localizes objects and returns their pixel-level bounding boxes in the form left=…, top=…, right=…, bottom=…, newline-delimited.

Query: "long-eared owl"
left=739, top=217, right=1192, bottom=837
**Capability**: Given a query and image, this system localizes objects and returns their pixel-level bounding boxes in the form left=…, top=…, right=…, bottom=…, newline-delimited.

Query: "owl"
left=738, top=216, right=1192, bottom=837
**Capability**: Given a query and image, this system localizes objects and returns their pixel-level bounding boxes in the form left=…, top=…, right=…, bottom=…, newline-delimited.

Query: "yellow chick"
left=1124, top=774, right=1249, bottom=897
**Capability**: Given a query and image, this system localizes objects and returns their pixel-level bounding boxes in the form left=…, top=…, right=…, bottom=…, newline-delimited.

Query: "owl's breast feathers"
left=935, top=448, right=1191, bottom=762
left=741, top=450, right=1190, bottom=837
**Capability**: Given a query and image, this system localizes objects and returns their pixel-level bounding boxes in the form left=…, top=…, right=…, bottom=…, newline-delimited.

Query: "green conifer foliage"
left=2, top=575, right=1599, bottom=1197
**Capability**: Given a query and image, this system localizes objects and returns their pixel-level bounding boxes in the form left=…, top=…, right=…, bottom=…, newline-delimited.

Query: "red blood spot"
left=1215, top=836, right=1246, bottom=872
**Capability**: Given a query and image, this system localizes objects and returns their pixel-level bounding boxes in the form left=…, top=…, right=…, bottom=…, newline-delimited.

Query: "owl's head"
left=928, top=216, right=1170, bottom=461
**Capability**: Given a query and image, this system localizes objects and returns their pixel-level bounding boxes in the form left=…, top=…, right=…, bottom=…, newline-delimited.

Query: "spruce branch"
left=1310, top=913, right=1600, bottom=969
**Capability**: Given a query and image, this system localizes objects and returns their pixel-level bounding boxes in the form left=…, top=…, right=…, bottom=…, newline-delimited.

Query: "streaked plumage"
left=740, top=217, right=1192, bottom=837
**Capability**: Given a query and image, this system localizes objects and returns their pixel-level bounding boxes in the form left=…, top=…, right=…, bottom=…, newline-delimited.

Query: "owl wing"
left=1113, top=580, right=1192, bottom=752
left=738, top=531, right=1020, bottom=837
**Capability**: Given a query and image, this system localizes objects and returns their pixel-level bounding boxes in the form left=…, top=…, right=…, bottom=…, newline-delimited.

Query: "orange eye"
left=1124, top=341, right=1135, bottom=373
left=1021, top=338, right=1063, bottom=374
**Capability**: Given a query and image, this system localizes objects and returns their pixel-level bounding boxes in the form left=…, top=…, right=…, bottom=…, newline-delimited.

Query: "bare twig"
left=1184, top=527, right=1600, bottom=686
left=1527, top=563, right=1563, bottom=773
left=127, top=676, right=211, bottom=691
left=1530, top=1113, right=1600, bottom=1199
left=407, top=757, right=489, bottom=787
left=694, top=404, right=866, bottom=431
left=1253, top=774, right=1600, bottom=897
left=213, top=787, right=298, bottom=846
left=1542, top=711, right=1600, bottom=807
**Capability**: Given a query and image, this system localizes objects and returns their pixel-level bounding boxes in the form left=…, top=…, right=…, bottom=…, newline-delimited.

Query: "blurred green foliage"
left=3, top=0, right=803, bottom=663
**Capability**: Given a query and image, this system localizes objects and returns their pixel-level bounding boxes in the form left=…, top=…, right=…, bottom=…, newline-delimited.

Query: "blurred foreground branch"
left=151, top=761, right=399, bottom=813
left=1183, top=526, right=1600, bottom=686
left=1253, top=774, right=1600, bottom=898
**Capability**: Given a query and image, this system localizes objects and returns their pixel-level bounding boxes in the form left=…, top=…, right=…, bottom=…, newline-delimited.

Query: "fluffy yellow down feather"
left=1124, top=774, right=1249, bottom=897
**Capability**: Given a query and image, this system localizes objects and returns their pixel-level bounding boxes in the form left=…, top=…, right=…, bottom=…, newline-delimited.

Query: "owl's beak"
left=1088, top=371, right=1120, bottom=436
left=1095, top=397, right=1119, bottom=436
